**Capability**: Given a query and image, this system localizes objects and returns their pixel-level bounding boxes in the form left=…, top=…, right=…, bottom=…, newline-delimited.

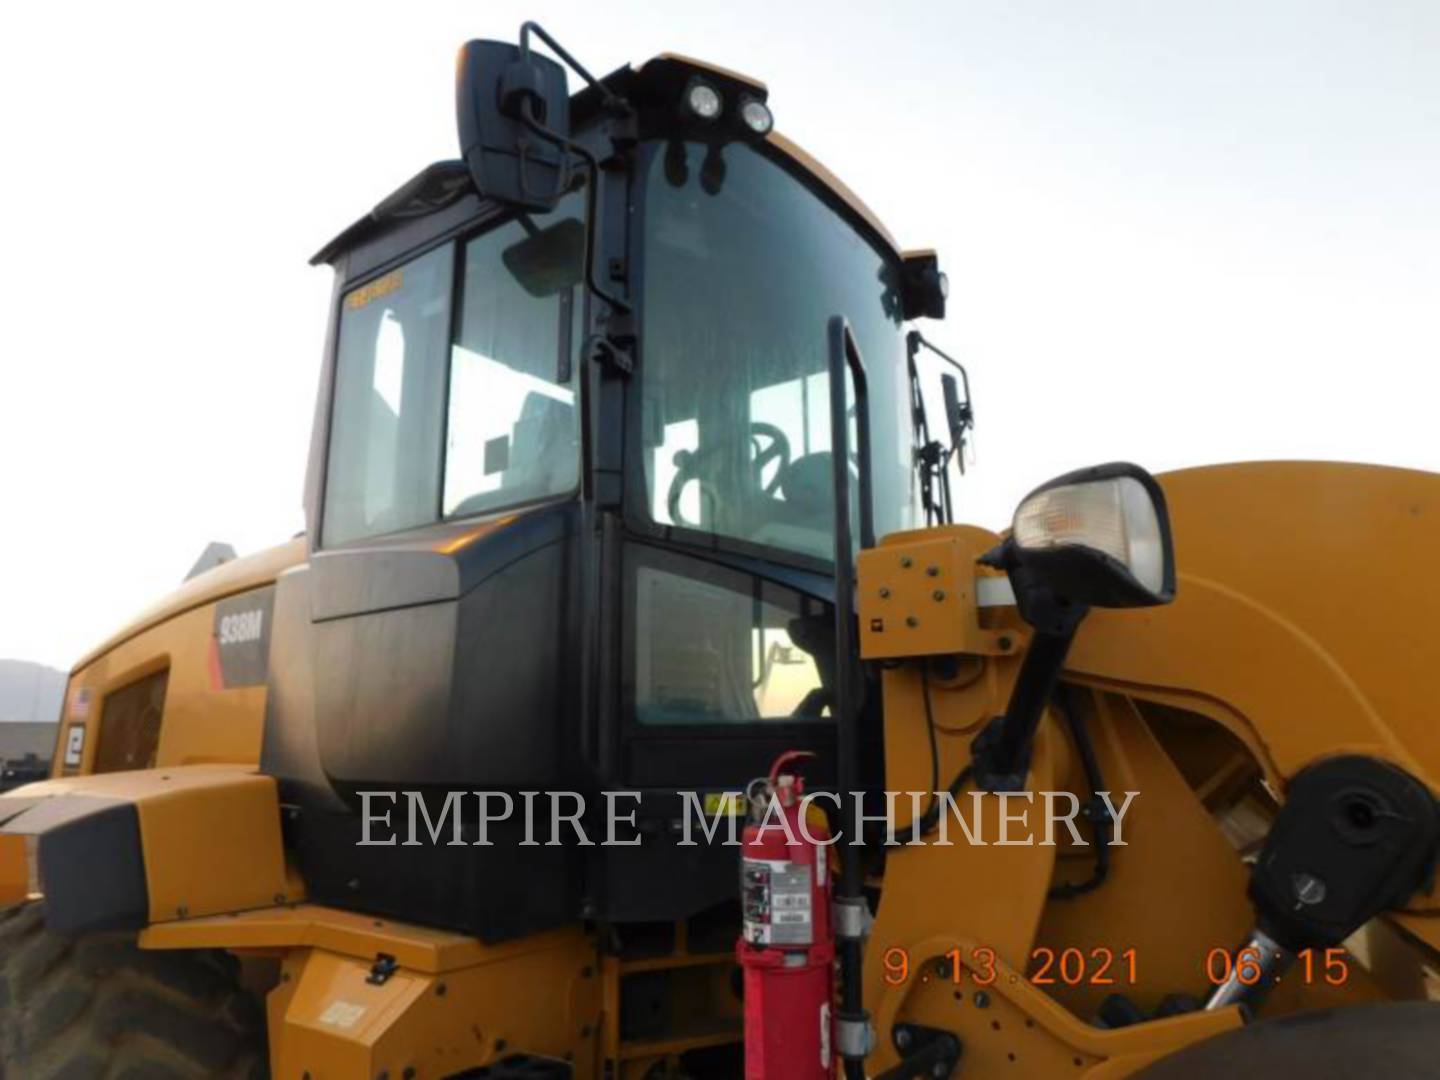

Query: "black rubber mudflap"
left=1135, top=1001, right=1440, bottom=1079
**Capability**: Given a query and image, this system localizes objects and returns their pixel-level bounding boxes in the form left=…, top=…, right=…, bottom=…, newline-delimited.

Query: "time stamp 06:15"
left=881, top=944, right=1353, bottom=989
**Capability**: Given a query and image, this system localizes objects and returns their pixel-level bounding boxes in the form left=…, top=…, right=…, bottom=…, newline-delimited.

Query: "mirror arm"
left=971, top=623, right=1082, bottom=792
left=906, top=330, right=974, bottom=486
left=519, top=21, right=628, bottom=114
left=517, top=98, right=632, bottom=319
left=907, top=330, right=973, bottom=427
left=972, top=546, right=1090, bottom=791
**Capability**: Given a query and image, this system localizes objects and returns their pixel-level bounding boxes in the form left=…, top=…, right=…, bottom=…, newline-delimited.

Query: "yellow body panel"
left=73, top=538, right=307, bottom=673
left=0, top=764, right=295, bottom=922
left=56, top=538, right=305, bottom=776
left=1069, top=461, right=1440, bottom=786
left=859, top=525, right=1016, bottom=659
left=0, top=834, right=26, bottom=907
left=146, top=905, right=597, bottom=1078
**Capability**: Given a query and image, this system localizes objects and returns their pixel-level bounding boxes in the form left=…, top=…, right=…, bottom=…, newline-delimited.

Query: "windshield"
left=638, top=140, right=918, bottom=562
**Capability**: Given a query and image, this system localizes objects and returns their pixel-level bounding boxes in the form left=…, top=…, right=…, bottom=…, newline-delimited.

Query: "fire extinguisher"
left=737, top=750, right=834, bottom=1079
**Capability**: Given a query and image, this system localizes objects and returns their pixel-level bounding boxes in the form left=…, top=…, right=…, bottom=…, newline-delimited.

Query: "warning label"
left=741, top=857, right=814, bottom=946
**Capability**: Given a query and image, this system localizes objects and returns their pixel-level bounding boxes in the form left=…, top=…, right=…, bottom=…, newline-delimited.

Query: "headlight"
left=1014, top=474, right=1165, bottom=595
left=685, top=80, right=723, bottom=121
left=738, top=96, right=774, bottom=135
left=1003, top=462, right=1175, bottom=609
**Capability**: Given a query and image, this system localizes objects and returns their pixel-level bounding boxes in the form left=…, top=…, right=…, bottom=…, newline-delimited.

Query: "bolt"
left=879, top=587, right=891, bottom=599
left=896, top=1027, right=913, bottom=1050
left=932, top=589, right=946, bottom=601
left=926, top=565, right=940, bottom=577
left=494, top=1038, right=507, bottom=1053
left=974, top=990, right=991, bottom=1008
left=273, top=893, right=286, bottom=905
left=998, top=636, right=1013, bottom=651
left=900, top=556, right=913, bottom=568
left=1293, top=872, right=1327, bottom=906
left=436, top=982, right=447, bottom=996
left=906, top=616, right=919, bottom=628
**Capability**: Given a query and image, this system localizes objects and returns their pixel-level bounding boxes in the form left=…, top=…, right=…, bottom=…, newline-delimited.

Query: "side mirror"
left=998, top=462, right=1175, bottom=612
left=940, top=371, right=972, bottom=458
left=455, top=39, right=571, bottom=211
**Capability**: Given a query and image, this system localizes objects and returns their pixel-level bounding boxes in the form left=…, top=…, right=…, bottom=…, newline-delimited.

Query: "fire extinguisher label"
left=742, top=857, right=814, bottom=945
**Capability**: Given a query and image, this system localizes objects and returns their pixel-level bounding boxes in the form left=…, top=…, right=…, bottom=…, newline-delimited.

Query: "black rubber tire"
left=1134, top=1000, right=1440, bottom=1079
left=0, top=903, right=267, bottom=1079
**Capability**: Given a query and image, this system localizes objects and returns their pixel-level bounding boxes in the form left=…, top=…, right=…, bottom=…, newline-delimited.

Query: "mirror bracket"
left=970, top=556, right=1089, bottom=791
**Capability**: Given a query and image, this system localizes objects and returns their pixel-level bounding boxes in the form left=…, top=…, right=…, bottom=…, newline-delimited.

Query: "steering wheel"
left=750, top=421, right=791, bottom=495
left=665, top=422, right=793, bottom=528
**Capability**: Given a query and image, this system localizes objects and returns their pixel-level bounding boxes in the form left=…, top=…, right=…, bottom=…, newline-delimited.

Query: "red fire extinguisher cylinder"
left=737, top=751, right=834, bottom=1078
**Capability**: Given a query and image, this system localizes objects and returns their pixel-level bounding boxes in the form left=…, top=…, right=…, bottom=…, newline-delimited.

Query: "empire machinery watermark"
left=354, top=789, right=1140, bottom=848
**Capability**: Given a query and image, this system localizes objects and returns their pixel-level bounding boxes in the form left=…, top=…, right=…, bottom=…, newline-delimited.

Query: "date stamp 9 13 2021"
left=881, top=945, right=1353, bottom=989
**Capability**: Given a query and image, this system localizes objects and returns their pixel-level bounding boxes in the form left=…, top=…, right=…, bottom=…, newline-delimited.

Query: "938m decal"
left=209, top=586, right=275, bottom=690
left=218, top=608, right=265, bottom=646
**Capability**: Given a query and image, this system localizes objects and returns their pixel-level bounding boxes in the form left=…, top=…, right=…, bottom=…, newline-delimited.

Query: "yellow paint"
left=0, top=834, right=27, bottom=906
left=1069, top=462, right=1440, bottom=791
left=266, top=930, right=597, bottom=1078
left=0, top=765, right=295, bottom=922
left=859, top=524, right=1014, bottom=660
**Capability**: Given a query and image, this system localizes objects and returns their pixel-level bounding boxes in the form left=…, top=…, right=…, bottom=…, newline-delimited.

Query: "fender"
left=0, top=764, right=296, bottom=930
left=1068, top=460, right=1440, bottom=951
left=1069, top=461, right=1440, bottom=795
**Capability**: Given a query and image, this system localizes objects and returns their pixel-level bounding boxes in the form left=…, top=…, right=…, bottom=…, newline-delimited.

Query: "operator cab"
left=262, top=37, right=964, bottom=941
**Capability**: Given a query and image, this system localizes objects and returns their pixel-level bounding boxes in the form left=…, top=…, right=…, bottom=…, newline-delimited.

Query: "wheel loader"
left=3, top=22, right=1438, bottom=1079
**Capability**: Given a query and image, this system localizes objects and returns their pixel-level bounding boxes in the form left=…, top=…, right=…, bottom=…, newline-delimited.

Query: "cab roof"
left=311, top=53, right=899, bottom=268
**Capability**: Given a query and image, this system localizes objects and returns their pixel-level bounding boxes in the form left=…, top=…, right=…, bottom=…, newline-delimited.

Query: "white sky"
left=1, top=1, right=1436, bottom=670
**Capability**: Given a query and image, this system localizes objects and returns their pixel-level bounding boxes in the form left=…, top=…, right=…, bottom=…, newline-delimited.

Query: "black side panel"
left=33, top=801, right=147, bottom=933
left=593, top=827, right=739, bottom=924
left=312, top=533, right=572, bottom=790
left=263, top=504, right=584, bottom=941
left=260, top=565, right=347, bottom=814
left=293, top=812, right=573, bottom=944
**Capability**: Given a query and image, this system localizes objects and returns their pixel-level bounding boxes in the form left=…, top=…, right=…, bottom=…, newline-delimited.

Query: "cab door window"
left=323, top=246, right=452, bottom=546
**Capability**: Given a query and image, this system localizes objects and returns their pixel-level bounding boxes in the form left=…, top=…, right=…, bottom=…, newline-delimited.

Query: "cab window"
left=321, top=189, right=585, bottom=546
left=323, top=246, right=452, bottom=546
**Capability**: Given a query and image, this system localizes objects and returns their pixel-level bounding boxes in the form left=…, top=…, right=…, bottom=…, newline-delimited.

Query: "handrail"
left=827, top=314, right=872, bottom=1079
